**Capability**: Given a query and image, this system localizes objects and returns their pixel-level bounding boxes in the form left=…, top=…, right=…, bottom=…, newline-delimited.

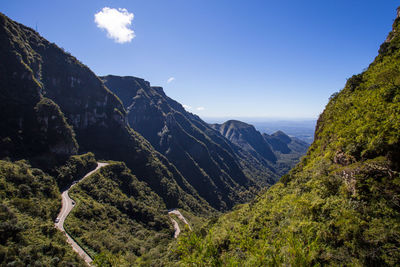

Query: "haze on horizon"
left=0, top=0, right=398, bottom=119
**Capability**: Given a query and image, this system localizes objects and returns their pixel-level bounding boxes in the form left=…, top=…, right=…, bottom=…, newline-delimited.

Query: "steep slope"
left=211, top=120, right=277, bottom=162
left=212, top=120, right=308, bottom=176
left=102, top=75, right=276, bottom=210
left=262, top=130, right=292, bottom=153
left=0, top=12, right=211, bottom=215
left=263, top=130, right=309, bottom=174
left=174, top=8, right=400, bottom=266
left=66, top=162, right=174, bottom=265
left=0, top=159, right=87, bottom=267
left=0, top=153, right=176, bottom=266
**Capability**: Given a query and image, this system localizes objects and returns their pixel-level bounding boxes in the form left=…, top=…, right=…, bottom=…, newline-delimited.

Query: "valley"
left=55, top=162, right=109, bottom=266
left=1, top=4, right=400, bottom=267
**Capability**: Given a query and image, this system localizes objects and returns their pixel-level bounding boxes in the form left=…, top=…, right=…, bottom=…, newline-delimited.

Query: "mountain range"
left=176, top=7, right=400, bottom=266
left=101, top=76, right=308, bottom=210
left=0, top=12, right=307, bottom=266
left=2, top=5, right=399, bottom=266
left=102, top=75, right=257, bottom=210
left=211, top=120, right=308, bottom=176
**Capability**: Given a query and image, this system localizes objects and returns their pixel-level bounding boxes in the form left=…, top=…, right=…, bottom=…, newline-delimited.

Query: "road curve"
left=55, top=162, right=108, bottom=266
left=168, top=209, right=192, bottom=238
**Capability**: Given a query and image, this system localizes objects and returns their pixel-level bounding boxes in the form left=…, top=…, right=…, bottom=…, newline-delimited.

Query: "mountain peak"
left=224, top=120, right=254, bottom=129
left=212, top=120, right=277, bottom=163
left=102, top=75, right=272, bottom=210
left=271, top=130, right=291, bottom=144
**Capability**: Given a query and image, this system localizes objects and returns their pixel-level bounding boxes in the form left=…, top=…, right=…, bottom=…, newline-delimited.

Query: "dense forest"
left=0, top=156, right=91, bottom=266
left=1, top=5, right=400, bottom=267
left=0, top=11, right=306, bottom=266
left=173, top=8, right=400, bottom=266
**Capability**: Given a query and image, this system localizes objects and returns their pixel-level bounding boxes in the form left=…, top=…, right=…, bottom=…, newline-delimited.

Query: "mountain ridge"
left=0, top=11, right=213, bottom=215
left=102, top=75, right=275, bottom=210
left=211, top=119, right=309, bottom=177
left=175, top=7, right=400, bottom=266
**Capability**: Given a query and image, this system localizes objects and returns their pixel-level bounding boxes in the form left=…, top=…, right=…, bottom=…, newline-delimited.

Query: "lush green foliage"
left=0, top=160, right=85, bottom=266
left=66, top=162, right=176, bottom=266
left=174, top=10, right=400, bottom=267
left=54, top=152, right=97, bottom=189
left=34, top=98, right=78, bottom=155
left=212, top=120, right=309, bottom=184
left=0, top=13, right=78, bottom=167
left=103, top=75, right=273, bottom=211
left=0, top=12, right=214, bottom=216
left=174, top=157, right=400, bottom=266
left=0, top=12, right=215, bottom=266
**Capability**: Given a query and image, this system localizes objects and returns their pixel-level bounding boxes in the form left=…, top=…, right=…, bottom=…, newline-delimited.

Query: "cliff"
left=102, top=75, right=276, bottom=210
left=176, top=7, right=400, bottom=266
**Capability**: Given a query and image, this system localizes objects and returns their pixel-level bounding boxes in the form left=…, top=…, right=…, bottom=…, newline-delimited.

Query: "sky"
left=0, top=1, right=398, bottom=119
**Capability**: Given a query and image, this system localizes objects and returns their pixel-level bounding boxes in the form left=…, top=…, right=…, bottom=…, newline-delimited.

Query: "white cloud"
left=196, top=107, right=205, bottom=111
left=94, top=7, right=135, bottom=43
left=183, top=104, right=192, bottom=110
left=167, top=77, right=175, bottom=84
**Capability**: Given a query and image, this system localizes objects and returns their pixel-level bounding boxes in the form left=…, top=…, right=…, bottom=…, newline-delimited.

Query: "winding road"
left=55, top=162, right=108, bottom=266
left=55, top=161, right=190, bottom=265
left=168, top=209, right=192, bottom=238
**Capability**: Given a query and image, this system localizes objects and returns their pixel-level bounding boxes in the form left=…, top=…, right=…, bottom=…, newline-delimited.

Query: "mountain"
left=0, top=159, right=87, bottom=266
left=211, top=120, right=309, bottom=176
left=101, top=75, right=276, bottom=210
left=175, top=7, right=400, bottom=266
left=211, top=120, right=277, bottom=162
left=250, top=119, right=317, bottom=144
left=263, top=130, right=292, bottom=153
left=0, top=12, right=219, bottom=265
left=0, top=12, right=212, bottom=215
left=66, top=162, right=174, bottom=265
left=263, top=130, right=308, bottom=155
left=263, top=130, right=309, bottom=174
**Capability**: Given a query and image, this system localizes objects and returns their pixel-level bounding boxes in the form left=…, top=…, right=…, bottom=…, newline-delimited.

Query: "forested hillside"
left=66, top=162, right=174, bottom=265
left=0, top=12, right=212, bottom=215
left=0, top=156, right=92, bottom=267
left=0, top=12, right=211, bottom=266
left=102, top=75, right=282, bottom=210
left=174, top=8, right=400, bottom=266
left=2, top=4, right=397, bottom=266
left=211, top=120, right=308, bottom=177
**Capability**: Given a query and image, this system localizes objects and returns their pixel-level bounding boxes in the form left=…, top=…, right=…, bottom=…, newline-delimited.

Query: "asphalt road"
left=168, top=209, right=192, bottom=238
left=55, top=162, right=108, bottom=266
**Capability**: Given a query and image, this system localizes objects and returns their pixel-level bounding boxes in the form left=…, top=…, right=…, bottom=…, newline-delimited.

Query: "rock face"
left=0, top=12, right=211, bottom=214
left=102, top=75, right=277, bottom=210
left=0, top=14, right=79, bottom=163
left=211, top=120, right=277, bottom=162
left=176, top=7, right=400, bottom=266
left=212, top=120, right=309, bottom=177
left=263, top=131, right=308, bottom=155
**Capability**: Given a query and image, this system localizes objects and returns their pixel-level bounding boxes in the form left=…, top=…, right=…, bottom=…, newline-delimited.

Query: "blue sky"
left=1, top=1, right=398, bottom=119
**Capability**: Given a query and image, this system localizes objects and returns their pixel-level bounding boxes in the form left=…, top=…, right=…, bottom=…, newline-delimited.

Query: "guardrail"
left=63, top=193, right=95, bottom=263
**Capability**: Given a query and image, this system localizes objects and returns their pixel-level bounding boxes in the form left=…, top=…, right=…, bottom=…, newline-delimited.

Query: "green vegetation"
left=34, top=98, right=78, bottom=156
left=0, top=160, right=85, bottom=266
left=0, top=13, right=79, bottom=167
left=2, top=7, right=400, bottom=266
left=212, top=120, right=309, bottom=186
left=0, top=12, right=215, bottom=266
left=54, top=152, right=97, bottom=189
left=102, top=75, right=273, bottom=211
left=66, top=162, right=175, bottom=266
left=0, top=11, right=214, bottom=216
left=0, top=154, right=183, bottom=267
left=174, top=9, right=400, bottom=267
left=169, top=214, right=188, bottom=235
left=179, top=210, right=207, bottom=230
